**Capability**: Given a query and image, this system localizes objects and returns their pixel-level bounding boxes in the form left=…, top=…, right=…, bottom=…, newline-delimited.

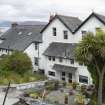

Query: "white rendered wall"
left=24, top=43, right=39, bottom=70
left=74, top=16, right=105, bottom=42
left=39, top=17, right=98, bottom=84
left=39, top=18, right=75, bottom=70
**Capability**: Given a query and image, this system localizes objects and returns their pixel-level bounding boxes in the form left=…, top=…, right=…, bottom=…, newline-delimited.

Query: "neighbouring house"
left=0, top=12, right=105, bottom=85
left=0, top=22, right=46, bottom=70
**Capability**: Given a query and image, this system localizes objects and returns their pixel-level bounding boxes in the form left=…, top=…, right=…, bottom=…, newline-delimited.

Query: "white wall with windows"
left=24, top=42, right=39, bottom=70
left=39, top=18, right=75, bottom=70
left=39, top=16, right=99, bottom=85
left=74, top=16, right=105, bottom=42
left=0, top=14, right=105, bottom=85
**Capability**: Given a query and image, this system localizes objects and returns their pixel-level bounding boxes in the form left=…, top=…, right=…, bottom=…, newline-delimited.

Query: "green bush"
left=0, top=51, right=32, bottom=76
left=45, top=80, right=59, bottom=91
left=72, top=81, right=79, bottom=89
left=0, top=71, right=47, bottom=85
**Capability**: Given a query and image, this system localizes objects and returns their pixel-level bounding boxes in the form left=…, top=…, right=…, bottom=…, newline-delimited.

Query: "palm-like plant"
left=75, top=29, right=105, bottom=105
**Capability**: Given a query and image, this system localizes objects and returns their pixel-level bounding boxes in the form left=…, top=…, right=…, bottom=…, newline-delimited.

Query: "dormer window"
left=18, top=32, right=22, bottom=35
left=81, top=30, right=87, bottom=37
left=53, top=27, right=56, bottom=36
left=28, top=32, right=32, bottom=35
left=64, top=30, right=68, bottom=39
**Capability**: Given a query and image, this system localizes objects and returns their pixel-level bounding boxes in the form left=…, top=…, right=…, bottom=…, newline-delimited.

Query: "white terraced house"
left=0, top=12, right=105, bottom=85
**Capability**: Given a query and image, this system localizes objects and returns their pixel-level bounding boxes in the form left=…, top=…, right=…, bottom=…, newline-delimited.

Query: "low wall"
left=0, top=80, right=47, bottom=92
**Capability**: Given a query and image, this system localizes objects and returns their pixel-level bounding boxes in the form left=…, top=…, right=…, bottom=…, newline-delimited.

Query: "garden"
left=14, top=80, right=96, bottom=105
left=0, top=51, right=47, bottom=85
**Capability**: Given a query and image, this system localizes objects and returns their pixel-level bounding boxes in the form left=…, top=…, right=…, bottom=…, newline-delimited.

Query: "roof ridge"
left=93, top=12, right=105, bottom=18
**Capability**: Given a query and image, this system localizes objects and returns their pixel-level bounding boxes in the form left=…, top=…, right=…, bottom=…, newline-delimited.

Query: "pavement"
left=0, top=92, right=20, bottom=105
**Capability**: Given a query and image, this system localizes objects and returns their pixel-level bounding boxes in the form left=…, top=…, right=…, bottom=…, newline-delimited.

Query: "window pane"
left=48, top=56, right=51, bottom=61
left=53, top=27, right=56, bottom=36
left=68, top=73, right=72, bottom=78
left=34, top=57, right=39, bottom=66
left=62, top=72, right=65, bottom=76
left=52, top=57, right=55, bottom=61
left=64, top=31, right=68, bottom=39
left=81, top=31, right=87, bottom=37
left=35, top=43, right=38, bottom=50
left=59, top=58, right=63, bottom=62
left=62, top=77, right=65, bottom=81
left=70, top=59, right=74, bottom=64
left=48, top=71, right=55, bottom=76
left=79, top=75, right=88, bottom=84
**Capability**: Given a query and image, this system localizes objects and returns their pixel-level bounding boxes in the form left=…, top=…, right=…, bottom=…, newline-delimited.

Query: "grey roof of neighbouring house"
left=41, top=14, right=82, bottom=33
left=52, top=64, right=77, bottom=72
left=74, top=12, right=105, bottom=33
left=43, top=42, right=77, bottom=59
left=0, top=24, right=46, bottom=51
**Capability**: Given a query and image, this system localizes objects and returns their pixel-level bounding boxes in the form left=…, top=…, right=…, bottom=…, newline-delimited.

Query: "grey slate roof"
left=74, top=12, right=105, bottom=33
left=0, top=25, right=46, bottom=51
left=52, top=64, right=77, bottom=72
left=57, top=15, right=82, bottom=32
left=41, top=14, right=82, bottom=33
left=43, top=42, right=76, bottom=59
left=94, top=12, right=105, bottom=24
left=19, top=21, right=47, bottom=25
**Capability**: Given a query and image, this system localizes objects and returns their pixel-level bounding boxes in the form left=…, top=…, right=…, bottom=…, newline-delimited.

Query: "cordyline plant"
left=75, top=29, right=105, bottom=105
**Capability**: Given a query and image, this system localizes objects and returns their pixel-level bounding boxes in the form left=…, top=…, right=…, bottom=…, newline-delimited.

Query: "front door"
left=68, top=73, right=72, bottom=83
left=61, top=72, right=66, bottom=81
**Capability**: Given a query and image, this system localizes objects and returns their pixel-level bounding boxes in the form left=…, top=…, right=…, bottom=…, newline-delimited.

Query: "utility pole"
left=2, top=45, right=10, bottom=105
left=38, top=43, right=40, bottom=71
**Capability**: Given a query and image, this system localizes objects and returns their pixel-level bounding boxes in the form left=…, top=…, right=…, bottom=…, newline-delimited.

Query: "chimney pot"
left=49, top=15, right=54, bottom=22
left=11, top=22, right=18, bottom=28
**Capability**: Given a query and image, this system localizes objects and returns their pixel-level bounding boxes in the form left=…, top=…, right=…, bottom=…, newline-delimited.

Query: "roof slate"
left=74, top=12, right=105, bottom=33
left=0, top=25, right=45, bottom=51
left=43, top=42, right=76, bottom=59
left=52, top=64, right=77, bottom=72
left=57, top=15, right=82, bottom=32
left=41, top=14, right=82, bottom=33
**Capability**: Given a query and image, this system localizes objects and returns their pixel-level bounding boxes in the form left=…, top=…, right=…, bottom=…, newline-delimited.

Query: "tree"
left=0, top=51, right=32, bottom=76
left=75, top=29, right=105, bottom=105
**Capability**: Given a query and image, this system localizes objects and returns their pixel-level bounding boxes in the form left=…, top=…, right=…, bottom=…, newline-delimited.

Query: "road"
left=0, top=92, right=19, bottom=105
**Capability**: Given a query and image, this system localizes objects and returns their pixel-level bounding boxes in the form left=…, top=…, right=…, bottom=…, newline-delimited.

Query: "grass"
left=0, top=71, right=47, bottom=85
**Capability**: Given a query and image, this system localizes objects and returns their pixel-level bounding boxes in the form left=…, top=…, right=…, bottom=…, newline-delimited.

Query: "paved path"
left=0, top=92, right=20, bottom=105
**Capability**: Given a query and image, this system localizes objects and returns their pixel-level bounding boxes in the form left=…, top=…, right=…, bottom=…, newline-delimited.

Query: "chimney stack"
left=49, top=15, right=54, bottom=22
left=11, top=22, right=18, bottom=28
left=49, top=13, right=56, bottom=22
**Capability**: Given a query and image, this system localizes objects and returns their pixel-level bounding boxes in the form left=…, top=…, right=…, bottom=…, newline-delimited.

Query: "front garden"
left=16, top=80, right=96, bottom=105
left=0, top=51, right=47, bottom=85
left=0, top=71, right=47, bottom=85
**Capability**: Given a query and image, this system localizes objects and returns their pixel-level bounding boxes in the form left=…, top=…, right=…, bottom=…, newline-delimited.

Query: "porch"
left=52, top=64, right=77, bottom=83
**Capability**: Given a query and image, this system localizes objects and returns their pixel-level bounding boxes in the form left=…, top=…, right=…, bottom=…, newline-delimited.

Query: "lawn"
left=0, top=71, right=47, bottom=85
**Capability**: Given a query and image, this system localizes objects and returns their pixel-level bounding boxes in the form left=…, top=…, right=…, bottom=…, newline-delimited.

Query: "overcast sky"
left=0, top=0, right=105, bottom=22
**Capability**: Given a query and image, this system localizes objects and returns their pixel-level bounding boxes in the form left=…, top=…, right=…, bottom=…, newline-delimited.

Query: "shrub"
left=72, top=81, right=79, bottom=89
left=45, top=80, right=59, bottom=91
left=75, top=94, right=85, bottom=105
left=0, top=51, right=32, bottom=76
